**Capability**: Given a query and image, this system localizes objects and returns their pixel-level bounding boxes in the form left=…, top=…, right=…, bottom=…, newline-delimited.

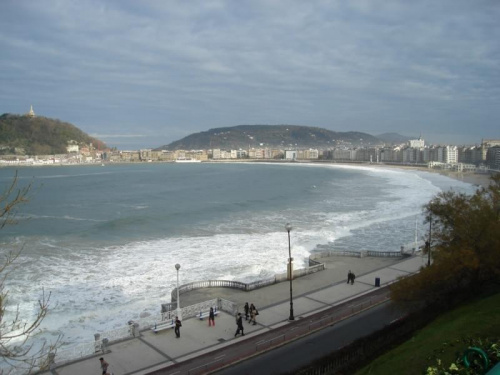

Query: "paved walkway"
left=42, top=254, right=427, bottom=375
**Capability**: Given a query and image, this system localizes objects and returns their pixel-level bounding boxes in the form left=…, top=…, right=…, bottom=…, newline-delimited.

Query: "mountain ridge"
left=156, top=124, right=394, bottom=150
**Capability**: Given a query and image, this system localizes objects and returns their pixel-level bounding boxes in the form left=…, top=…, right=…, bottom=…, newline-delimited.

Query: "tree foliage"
left=1, top=172, right=57, bottom=373
left=391, top=174, right=500, bottom=307
left=0, top=113, right=106, bottom=155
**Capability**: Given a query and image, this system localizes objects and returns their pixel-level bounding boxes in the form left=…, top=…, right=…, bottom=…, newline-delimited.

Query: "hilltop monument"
left=26, top=105, right=36, bottom=117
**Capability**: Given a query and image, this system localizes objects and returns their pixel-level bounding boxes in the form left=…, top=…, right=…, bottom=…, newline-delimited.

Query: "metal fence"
left=310, top=249, right=403, bottom=259
left=171, top=262, right=326, bottom=301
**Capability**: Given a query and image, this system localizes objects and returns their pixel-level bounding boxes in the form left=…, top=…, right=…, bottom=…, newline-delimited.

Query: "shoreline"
left=2, top=158, right=494, bottom=189
left=362, top=163, right=493, bottom=189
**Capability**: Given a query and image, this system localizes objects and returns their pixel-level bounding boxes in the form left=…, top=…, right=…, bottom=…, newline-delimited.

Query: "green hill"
left=0, top=114, right=106, bottom=155
left=156, top=125, right=382, bottom=150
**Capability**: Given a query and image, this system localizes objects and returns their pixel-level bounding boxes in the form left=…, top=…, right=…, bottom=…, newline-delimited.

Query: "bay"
left=0, top=162, right=474, bottom=348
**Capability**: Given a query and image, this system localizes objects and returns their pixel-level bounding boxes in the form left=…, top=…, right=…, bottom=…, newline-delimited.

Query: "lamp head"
left=285, top=223, right=292, bottom=232
left=175, top=264, right=181, bottom=271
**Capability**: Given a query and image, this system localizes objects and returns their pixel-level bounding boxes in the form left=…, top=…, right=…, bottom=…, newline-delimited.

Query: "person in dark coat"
left=175, top=316, right=182, bottom=338
left=234, top=313, right=245, bottom=337
left=99, top=357, right=110, bottom=375
left=244, top=302, right=249, bottom=321
left=347, top=270, right=352, bottom=284
left=208, top=307, right=215, bottom=327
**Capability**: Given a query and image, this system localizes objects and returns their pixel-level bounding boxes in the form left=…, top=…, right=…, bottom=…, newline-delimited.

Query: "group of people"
left=235, top=302, right=259, bottom=337
left=100, top=269, right=365, bottom=372
left=347, top=270, right=356, bottom=285
left=244, top=302, right=258, bottom=325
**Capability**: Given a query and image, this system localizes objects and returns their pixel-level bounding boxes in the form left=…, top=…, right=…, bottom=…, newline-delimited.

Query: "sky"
left=1, top=1, right=499, bottom=150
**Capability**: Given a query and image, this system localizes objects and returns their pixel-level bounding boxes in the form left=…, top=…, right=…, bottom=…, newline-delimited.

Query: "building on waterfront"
left=436, top=146, right=458, bottom=164
left=66, top=140, right=79, bottom=153
left=409, top=137, right=425, bottom=148
left=285, top=150, right=297, bottom=160
left=486, top=146, right=500, bottom=170
left=481, top=139, right=500, bottom=163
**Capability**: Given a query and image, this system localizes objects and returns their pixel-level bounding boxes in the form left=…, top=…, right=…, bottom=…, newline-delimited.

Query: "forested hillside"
left=0, top=114, right=106, bottom=155
left=156, top=124, right=382, bottom=150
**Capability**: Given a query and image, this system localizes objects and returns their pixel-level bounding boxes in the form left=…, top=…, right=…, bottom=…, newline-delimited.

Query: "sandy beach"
left=412, top=168, right=493, bottom=189
left=355, top=162, right=495, bottom=189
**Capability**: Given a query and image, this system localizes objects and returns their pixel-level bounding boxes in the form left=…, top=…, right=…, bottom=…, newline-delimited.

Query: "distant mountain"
left=156, top=125, right=382, bottom=150
left=376, top=132, right=413, bottom=145
left=0, top=113, right=106, bottom=155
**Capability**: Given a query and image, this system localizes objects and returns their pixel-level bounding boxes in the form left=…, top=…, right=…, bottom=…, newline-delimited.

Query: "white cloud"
left=0, top=0, right=499, bottom=149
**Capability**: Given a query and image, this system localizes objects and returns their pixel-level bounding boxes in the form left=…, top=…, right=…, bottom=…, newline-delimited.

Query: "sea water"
left=0, top=162, right=475, bottom=350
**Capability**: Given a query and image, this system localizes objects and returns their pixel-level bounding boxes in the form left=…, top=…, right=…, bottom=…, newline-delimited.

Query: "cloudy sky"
left=1, top=1, right=499, bottom=149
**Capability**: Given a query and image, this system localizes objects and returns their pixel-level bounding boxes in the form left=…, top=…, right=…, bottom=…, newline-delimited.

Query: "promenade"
left=41, top=253, right=428, bottom=375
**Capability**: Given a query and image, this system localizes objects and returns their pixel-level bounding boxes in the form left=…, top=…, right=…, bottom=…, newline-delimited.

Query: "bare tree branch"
left=1, top=171, right=60, bottom=374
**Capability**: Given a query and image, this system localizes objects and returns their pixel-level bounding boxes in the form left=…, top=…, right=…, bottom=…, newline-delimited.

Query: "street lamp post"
left=175, top=263, right=182, bottom=320
left=427, top=214, right=432, bottom=267
left=285, top=223, right=294, bottom=321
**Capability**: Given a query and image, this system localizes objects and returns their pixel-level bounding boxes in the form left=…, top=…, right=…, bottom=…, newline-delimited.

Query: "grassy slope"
left=356, top=292, right=500, bottom=375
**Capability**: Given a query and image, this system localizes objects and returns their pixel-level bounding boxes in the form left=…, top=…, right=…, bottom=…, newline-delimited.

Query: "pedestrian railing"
left=310, top=249, right=403, bottom=259
left=367, top=250, right=403, bottom=257
left=171, top=262, right=326, bottom=301
left=172, top=280, right=248, bottom=301
left=247, top=277, right=276, bottom=290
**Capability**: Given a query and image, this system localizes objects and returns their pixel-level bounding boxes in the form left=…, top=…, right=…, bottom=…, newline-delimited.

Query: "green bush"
left=425, top=338, right=500, bottom=375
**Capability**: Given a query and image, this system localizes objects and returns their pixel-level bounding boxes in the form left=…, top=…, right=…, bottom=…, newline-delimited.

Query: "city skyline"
left=1, top=1, right=499, bottom=150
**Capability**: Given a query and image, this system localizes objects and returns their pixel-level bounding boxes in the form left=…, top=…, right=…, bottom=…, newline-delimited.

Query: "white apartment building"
left=212, top=149, right=221, bottom=159
left=446, top=146, right=458, bottom=163
left=332, top=148, right=354, bottom=160
left=285, top=150, right=297, bottom=160
left=304, top=149, right=319, bottom=159
left=409, top=138, right=425, bottom=148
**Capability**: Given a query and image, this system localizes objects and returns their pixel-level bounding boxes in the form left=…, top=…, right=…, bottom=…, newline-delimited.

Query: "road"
left=213, top=301, right=405, bottom=375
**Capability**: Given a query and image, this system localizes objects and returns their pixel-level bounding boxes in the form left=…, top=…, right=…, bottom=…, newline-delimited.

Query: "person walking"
left=99, top=357, right=110, bottom=375
left=208, top=307, right=215, bottom=327
left=248, top=304, right=255, bottom=324
left=234, top=313, right=244, bottom=337
left=244, top=302, right=249, bottom=321
left=347, top=270, right=352, bottom=284
left=249, top=303, right=258, bottom=325
left=174, top=316, right=182, bottom=338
